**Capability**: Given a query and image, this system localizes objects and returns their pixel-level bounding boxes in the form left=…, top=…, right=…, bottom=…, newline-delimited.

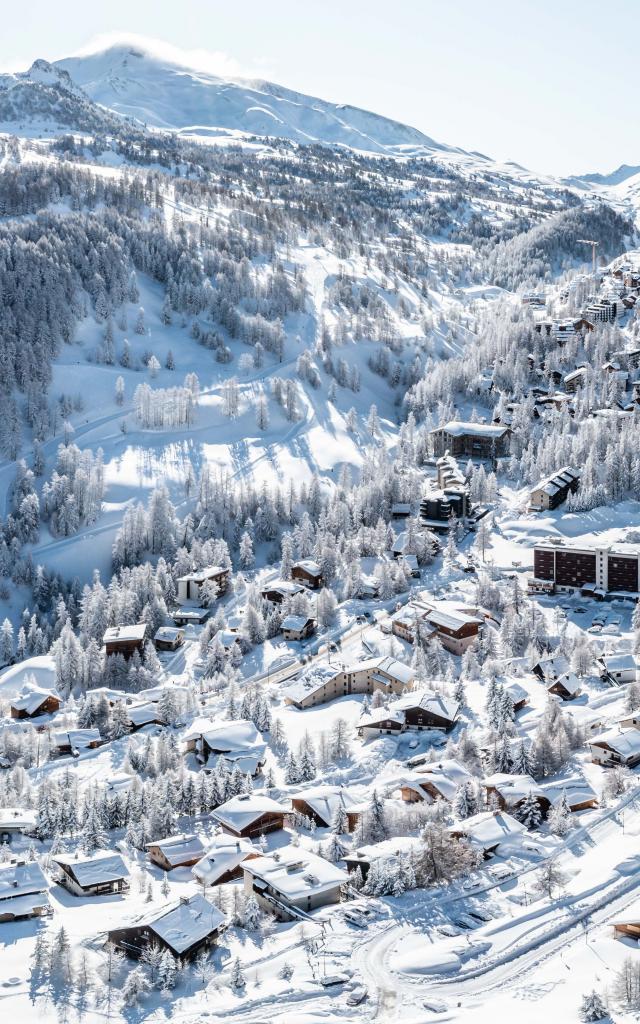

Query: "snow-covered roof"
left=154, top=627, right=184, bottom=642
left=450, top=810, right=527, bottom=848
left=182, top=717, right=265, bottom=757
left=541, top=776, right=597, bottom=809
left=245, top=846, right=346, bottom=901
left=146, top=833, right=205, bottom=866
left=293, top=785, right=364, bottom=825
left=281, top=614, right=314, bottom=632
left=590, top=728, right=640, bottom=758
left=0, top=808, right=36, bottom=830
left=534, top=654, right=571, bottom=679
left=192, top=836, right=257, bottom=885
left=482, top=773, right=546, bottom=802
left=505, top=682, right=528, bottom=704
left=282, top=664, right=338, bottom=704
left=435, top=421, right=509, bottom=439
left=52, top=728, right=102, bottom=749
left=0, top=891, right=51, bottom=917
left=127, top=702, right=163, bottom=727
left=293, top=559, right=322, bottom=576
left=344, top=836, right=419, bottom=864
left=54, top=851, right=129, bottom=887
left=599, top=653, right=637, bottom=674
left=261, top=580, right=305, bottom=597
left=358, top=706, right=405, bottom=729
left=178, top=565, right=227, bottom=584
left=395, top=689, right=460, bottom=722
left=10, top=685, right=59, bottom=715
left=549, top=672, right=582, bottom=696
left=103, top=623, right=147, bottom=644
left=213, top=793, right=286, bottom=833
left=410, top=759, right=471, bottom=801
left=423, top=607, right=482, bottom=633
left=352, top=656, right=414, bottom=686
left=172, top=606, right=210, bottom=621
left=0, top=860, right=48, bottom=900
left=204, top=752, right=264, bottom=776
left=142, top=894, right=225, bottom=954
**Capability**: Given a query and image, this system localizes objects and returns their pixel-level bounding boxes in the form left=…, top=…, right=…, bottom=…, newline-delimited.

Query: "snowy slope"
left=56, top=42, right=471, bottom=156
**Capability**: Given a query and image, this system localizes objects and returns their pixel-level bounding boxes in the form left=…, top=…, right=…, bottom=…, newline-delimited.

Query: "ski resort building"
left=51, top=728, right=103, bottom=756
left=0, top=808, right=36, bottom=843
left=153, top=626, right=185, bottom=651
left=53, top=851, right=130, bottom=896
left=530, top=541, right=640, bottom=595
left=260, top=580, right=305, bottom=605
left=108, top=894, right=225, bottom=961
left=429, top=421, right=511, bottom=459
left=528, top=467, right=580, bottom=511
left=400, top=759, right=472, bottom=804
left=282, top=656, right=414, bottom=710
left=598, top=653, right=638, bottom=685
left=243, top=847, right=347, bottom=920
left=176, top=566, right=229, bottom=604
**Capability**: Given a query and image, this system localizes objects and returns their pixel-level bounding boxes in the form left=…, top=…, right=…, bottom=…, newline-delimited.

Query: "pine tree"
left=517, top=791, right=542, bottom=830
left=579, top=990, right=607, bottom=1022
left=230, top=957, right=246, bottom=990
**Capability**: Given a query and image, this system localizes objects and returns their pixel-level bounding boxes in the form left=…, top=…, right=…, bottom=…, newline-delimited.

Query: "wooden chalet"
left=10, top=687, right=60, bottom=719
left=291, top=560, right=324, bottom=589
left=103, top=623, right=147, bottom=659
left=147, top=834, right=206, bottom=871
left=53, top=851, right=129, bottom=897
left=108, top=894, right=225, bottom=961
left=212, top=793, right=287, bottom=839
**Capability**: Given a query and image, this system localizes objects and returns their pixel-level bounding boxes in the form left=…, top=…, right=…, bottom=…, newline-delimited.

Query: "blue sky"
left=2, top=0, right=634, bottom=176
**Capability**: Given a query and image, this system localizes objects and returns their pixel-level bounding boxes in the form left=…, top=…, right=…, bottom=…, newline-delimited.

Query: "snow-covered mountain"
left=0, top=58, right=124, bottom=134
left=55, top=42, right=468, bottom=156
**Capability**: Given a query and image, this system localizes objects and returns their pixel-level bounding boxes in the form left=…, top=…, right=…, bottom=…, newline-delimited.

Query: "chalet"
left=482, top=773, right=550, bottom=818
left=290, top=786, right=364, bottom=831
left=541, top=777, right=598, bottom=813
left=51, top=728, right=103, bottom=757
left=108, top=893, right=225, bottom=961
left=103, top=623, right=147, bottom=659
left=590, top=728, right=640, bottom=768
left=53, top=851, right=129, bottom=897
left=505, top=682, right=529, bottom=713
left=147, top=834, right=206, bottom=871
left=243, top=847, right=347, bottom=919
left=547, top=672, right=582, bottom=701
left=127, top=702, right=165, bottom=732
left=528, top=467, right=580, bottom=511
left=400, top=759, right=471, bottom=804
left=398, top=690, right=460, bottom=732
left=357, top=706, right=405, bottom=737
left=598, top=653, right=638, bottom=685
left=281, top=615, right=316, bottom=642
left=171, top=606, right=210, bottom=627
left=177, top=566, right=229, bottom=604
left=430, top=421, right=511, bottom=460
left=192, top=836, right=259, bottom=887
left=214, top=628, right=242, bottom=651
left=261, top=580, right=305, bottom=605
left=10, top=686, right=60, bottom=719
left=390, top=502, right=412, bottom=519
left=0, top=808, right=36, bottom=843
left=563, top=367, right=588, bottom=393
left=612, top=905, right=640, bottom=941
left=282, top=656, right=414, bottom=710
left=182, top=718, right=267, bottom=775
left=213, top=793, right=288, bottom=838
left=343, top=836, right=419, bottom=882
left=449, top=809, right=527, bottom=857
left=422, top=605, right=483, bottom=655
left=153, top=627, right=185, bottom=651
left=291, top=560, right=324, bottom=589
left=532, top=654, right=571, bottom=682
left=0, top=861, right=50, bottom=922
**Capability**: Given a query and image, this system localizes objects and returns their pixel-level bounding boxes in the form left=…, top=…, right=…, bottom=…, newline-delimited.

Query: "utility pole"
left=578, top=238, right=599, bottom=278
